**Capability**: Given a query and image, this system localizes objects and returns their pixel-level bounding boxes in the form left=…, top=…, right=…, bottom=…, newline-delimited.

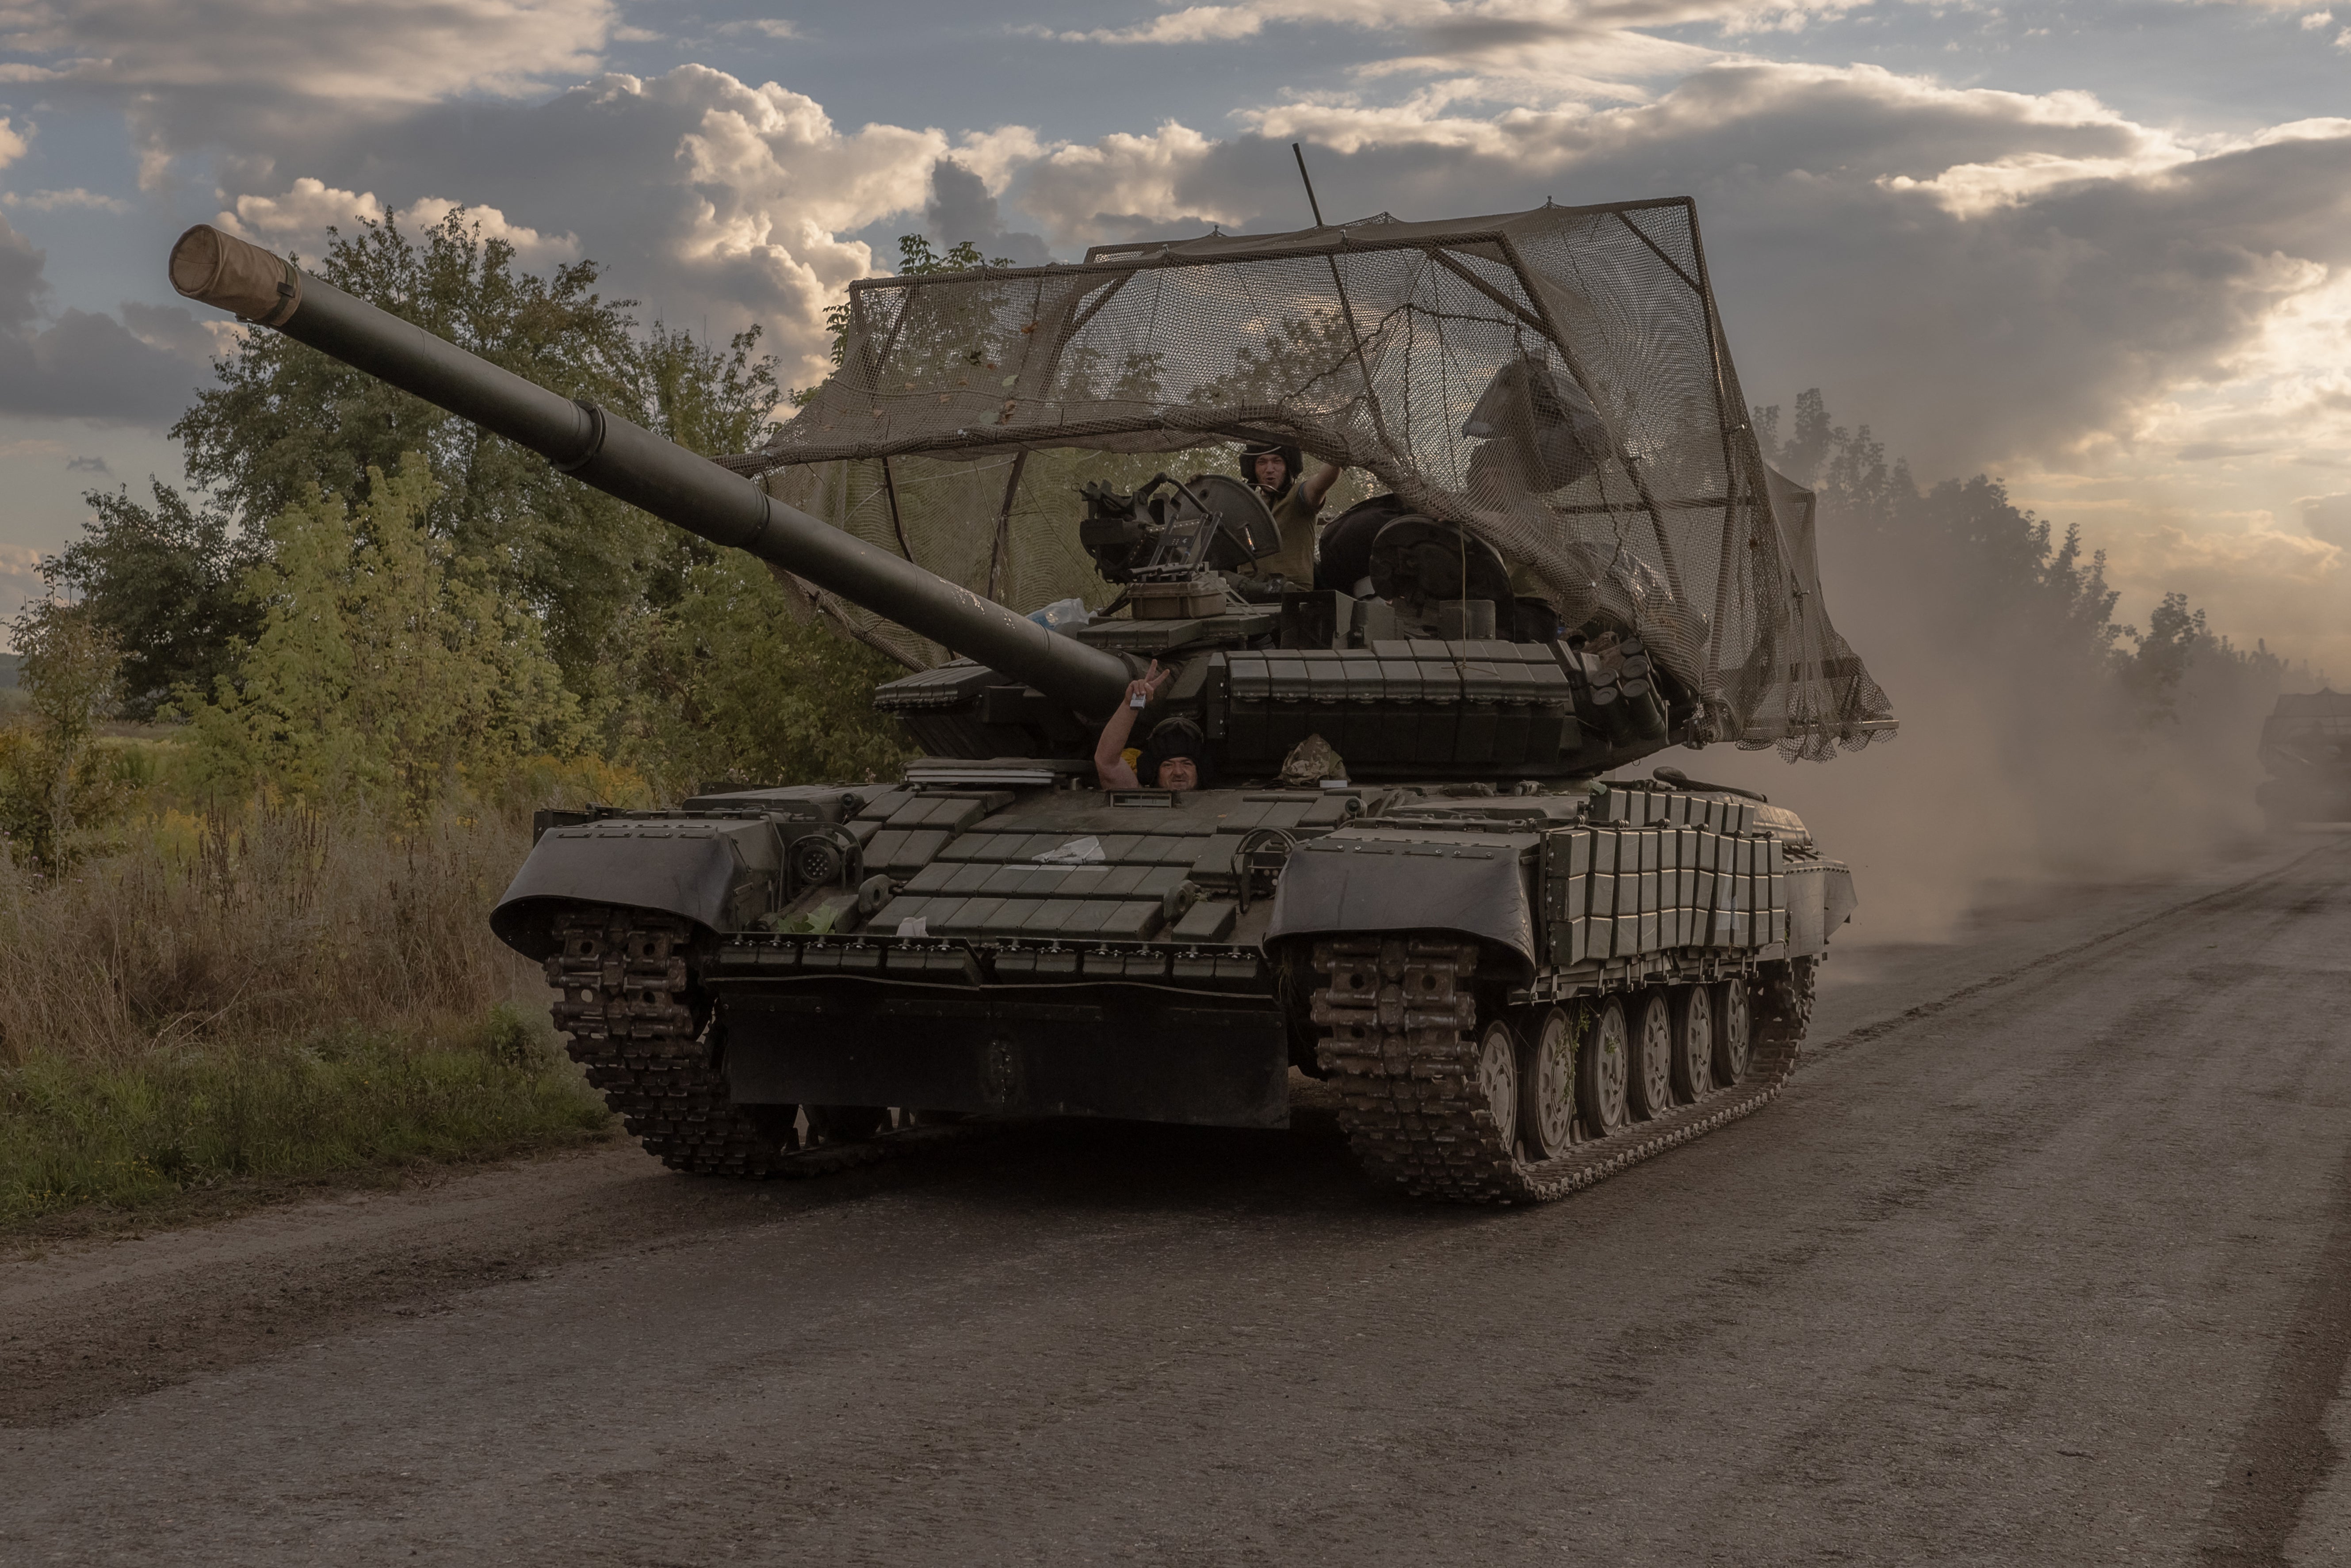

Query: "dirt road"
left=7, top=836, right=2350, bottom=1566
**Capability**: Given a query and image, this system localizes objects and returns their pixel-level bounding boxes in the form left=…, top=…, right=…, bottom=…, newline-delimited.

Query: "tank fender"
left=1785, top=858, right=1857, bottom=956
left=1262, top=836, right=1536, bottom=978
left=490, top=821, right=781, bottom=960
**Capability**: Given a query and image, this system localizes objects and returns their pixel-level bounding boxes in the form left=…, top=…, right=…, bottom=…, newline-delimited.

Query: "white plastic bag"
left=1027, top=597, right=1090, bottom=632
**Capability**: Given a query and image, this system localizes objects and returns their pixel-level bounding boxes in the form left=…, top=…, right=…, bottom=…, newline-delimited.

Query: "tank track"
left=1311, top=936, right=1813, bottom=1204
left=543, top=907, right=973, bottom=1179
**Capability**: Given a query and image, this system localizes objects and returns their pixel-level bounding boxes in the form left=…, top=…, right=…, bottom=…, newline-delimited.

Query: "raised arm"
left=1299, top=461, right=1343, bottom=511
left=1094, top=660, right=1172, bottom=789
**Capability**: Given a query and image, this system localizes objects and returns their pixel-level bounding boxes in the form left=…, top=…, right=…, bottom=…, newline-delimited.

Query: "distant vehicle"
left=170, top=198, right=1893, bottom=1204
left=2256, top=691, right=2351, bottom=830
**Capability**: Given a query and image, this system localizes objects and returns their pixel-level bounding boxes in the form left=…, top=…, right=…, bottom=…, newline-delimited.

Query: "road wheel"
left=1518, top=1007, right=1576, bottom=1160
left=804, top=1104, right=888, bottom=1144
left=1713, top=976, right=1752, bottom=1087
left=1628, top=989, right=1675, bottom=1120
left=1474, top=1019, right=1518, bottom=1142
left=1671, top=984, right=1714, bottom=1102
left=1578, top=997, right=1631, bottom=1137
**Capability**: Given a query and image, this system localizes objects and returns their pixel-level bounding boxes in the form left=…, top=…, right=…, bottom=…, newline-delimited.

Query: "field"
left=0, top=771, right=613, bottom=1238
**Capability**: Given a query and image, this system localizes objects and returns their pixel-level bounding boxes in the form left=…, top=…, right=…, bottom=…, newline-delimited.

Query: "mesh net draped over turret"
left=741, top=198, right=1895, bottom=759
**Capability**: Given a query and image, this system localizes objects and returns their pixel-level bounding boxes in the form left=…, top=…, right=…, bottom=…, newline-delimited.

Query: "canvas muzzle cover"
left=168, top=224, right=301, bottom=326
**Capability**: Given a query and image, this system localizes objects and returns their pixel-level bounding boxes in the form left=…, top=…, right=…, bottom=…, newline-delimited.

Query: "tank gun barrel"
left=166, top=225, right=1135, bottom=717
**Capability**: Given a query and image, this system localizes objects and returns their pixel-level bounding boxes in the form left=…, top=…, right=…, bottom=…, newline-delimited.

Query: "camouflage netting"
left=740, top=198, right=1895, bottom=760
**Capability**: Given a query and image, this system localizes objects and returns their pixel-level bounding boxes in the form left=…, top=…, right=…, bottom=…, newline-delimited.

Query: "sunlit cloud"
left=2131, top=519, right=2341, bottom=581
left=1053, top=0, right=1863, bottom=50
left=219, top=177, right=580, bottom=259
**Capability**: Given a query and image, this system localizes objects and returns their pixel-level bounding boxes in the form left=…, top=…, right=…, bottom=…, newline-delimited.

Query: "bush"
left=0, top=598, right=133, bottom=872
left=181, top=457, right=585, bottom=816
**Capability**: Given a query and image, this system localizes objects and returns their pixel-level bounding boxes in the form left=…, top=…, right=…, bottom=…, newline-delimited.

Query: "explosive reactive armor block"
left=1540, top=818, right=1789, bottom=968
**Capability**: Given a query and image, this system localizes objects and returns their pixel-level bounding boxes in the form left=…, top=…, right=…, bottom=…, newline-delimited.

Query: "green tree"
left=186, top=458, right=585, bottom=815
left=0, top=600, right=131, bottom=870
left=629, top=320, right=783, bottom=454
left=590, top=318, right=912, bottom=780
left=817, top=234, right=1013, bottom=379
left=604, top=320, right=787, bottom=619
left=169, top=207, right=779, bottom=718
left=2120, top=591, right=2208, bottom=725
left=44, top=482, right=264, bottom=720
left=630, top=552, right=911, bottom=790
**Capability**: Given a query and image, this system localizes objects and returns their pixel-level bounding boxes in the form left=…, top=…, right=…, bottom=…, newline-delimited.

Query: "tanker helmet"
left=1139, top=716, right=1212, bottom=789
left=1239, top=441, right=1301, bottom=494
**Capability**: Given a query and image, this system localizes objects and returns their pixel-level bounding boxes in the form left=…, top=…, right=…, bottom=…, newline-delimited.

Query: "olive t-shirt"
left=1256, top=481, right=1321, bottom=585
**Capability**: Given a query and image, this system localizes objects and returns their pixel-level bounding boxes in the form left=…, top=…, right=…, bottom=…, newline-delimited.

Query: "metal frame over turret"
left=726, top=198, right=1895, bottom=762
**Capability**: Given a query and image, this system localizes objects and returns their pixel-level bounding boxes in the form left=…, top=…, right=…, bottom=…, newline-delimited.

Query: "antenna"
left=1291, top=142, right=1326, bottom=228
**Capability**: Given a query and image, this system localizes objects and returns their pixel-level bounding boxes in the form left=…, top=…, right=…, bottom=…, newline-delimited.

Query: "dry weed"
left=0, top=799, right=539, bottom=1064
left=0, top=799, right=611, bottom=1231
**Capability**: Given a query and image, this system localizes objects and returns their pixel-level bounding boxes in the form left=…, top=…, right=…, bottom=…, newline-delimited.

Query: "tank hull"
left=2256, top=691, right=2351, bottom=828
left=2256, top=776, right=2351, bottom=828
left=503, top=772, right=1855, bottom=1189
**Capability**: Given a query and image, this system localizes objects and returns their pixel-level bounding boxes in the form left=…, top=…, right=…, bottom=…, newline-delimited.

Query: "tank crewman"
left=1243, top=441, right=1343, bottom=587
left=1093, top=660, right=1206, bottom=792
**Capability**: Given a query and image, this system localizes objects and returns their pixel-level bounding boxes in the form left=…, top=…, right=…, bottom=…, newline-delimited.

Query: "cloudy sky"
left=0, top=0, right=2347, bottom=673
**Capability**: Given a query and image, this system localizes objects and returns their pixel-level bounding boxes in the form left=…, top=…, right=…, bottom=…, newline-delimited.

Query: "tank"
left=2256, top=690, right=2351, bottom=831
left=169, top=201, right=1892, bottom=1204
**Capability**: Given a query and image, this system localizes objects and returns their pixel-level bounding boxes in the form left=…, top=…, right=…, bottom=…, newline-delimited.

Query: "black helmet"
left=1139, top=716, right=1212, bottom=788
left=1239, top=441, right=1301, bottom=493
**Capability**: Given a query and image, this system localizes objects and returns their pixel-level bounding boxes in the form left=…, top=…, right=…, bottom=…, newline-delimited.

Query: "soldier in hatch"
left=1242, top=441, right=1343, bottom=588
left=1093, top=661, right=1208, bottom=793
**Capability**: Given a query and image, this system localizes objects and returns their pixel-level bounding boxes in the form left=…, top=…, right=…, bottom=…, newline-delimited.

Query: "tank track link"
left=1311, top=935, right=1813, bottom=1204
left=543, top=907, right=974, bottom=1179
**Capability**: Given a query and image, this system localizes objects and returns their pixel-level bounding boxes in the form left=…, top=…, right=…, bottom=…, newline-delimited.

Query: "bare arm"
left=1300, top=461, right=1343, bottom=511
left=1094, top=660, right=1170, bottom=789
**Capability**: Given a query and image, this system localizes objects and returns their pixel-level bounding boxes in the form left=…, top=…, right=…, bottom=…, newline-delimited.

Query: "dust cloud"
left=1623, top=507, right=2288, bottom=945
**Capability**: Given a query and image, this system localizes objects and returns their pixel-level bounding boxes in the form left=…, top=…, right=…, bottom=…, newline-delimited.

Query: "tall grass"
left=0, top=800, right=612, bottom=1232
